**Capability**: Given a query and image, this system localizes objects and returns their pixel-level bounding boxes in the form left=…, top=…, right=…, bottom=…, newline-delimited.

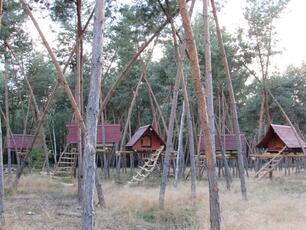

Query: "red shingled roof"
left=126, top=124, right=164, bottom=147
left=7, top=134, right=34, bottom=150
left=66, top=124, right=121, bottom=144
left=200, top=134, right=246, bottom=152
left=257, top=124, right=306, bottom=149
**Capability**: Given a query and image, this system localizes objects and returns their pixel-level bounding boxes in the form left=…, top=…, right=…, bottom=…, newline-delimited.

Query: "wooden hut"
left=7, top=134, right=34, bottom=151
left=66, top=123, right=121, bottom=145
left=199, top=134, right=247, bottom=155
left=126, top=125, right=165, bottom=152
left=256, top=124, right=306, bottom=153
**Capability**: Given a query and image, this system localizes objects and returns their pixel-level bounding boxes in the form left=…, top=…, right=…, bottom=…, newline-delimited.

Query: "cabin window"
left=141, top=135, right=152, bottom=147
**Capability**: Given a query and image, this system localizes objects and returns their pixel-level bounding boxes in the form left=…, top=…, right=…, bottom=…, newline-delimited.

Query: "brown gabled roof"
left=257, top=124, right=306, bottom=149
left=126, top=124, right=164, bottom=147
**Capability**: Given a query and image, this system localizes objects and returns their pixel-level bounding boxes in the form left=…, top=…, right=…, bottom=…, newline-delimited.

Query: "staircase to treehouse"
left=53, top=147, right=78, bottom=178
left=254, top=146, right=286, bottom=179
left=128, top=146, right=164, bottom=184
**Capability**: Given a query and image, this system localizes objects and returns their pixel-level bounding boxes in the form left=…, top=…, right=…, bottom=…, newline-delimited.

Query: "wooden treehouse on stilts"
left=198, top=134, right=248, bottom=178
left=53, top=123, right=121, bottom=178
left=6, top=134, right=34, bottom=170
left=250, top=124, right=306, bottom=179
left=120, top=124, right=166, bottom=184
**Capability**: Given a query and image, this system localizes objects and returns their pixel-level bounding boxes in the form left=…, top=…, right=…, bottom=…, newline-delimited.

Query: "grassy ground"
left=2, top=170, right=306, bottom=229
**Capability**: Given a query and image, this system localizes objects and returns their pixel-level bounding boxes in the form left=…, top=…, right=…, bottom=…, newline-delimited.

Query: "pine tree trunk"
left=174, top=101, right=185, bottom=187
left=81, top=1, right=105, bottom=229
left=76, top=0, right=83, bottom=202
left=0, top=116, right=5, bottom=227
left=203, top=0, right=216, bottom=161
left=177, top=0, right=221, bottom=229
left=211, top=0, right=247, bottom=200
left=4, top=53, right=11, bottom=175
left=181, top=69, right=197, bottom=198
left=159, top=11, right=183, bottom=209
left=215, top=121, right=232, bottom=189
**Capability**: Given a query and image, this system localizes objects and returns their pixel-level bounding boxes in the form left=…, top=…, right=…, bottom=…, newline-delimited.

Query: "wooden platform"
left=250, top=153, right=306, bottom=160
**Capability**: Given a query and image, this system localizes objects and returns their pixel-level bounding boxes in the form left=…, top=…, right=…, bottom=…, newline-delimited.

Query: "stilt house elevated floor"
left=257, top=124, right=306, bottom=153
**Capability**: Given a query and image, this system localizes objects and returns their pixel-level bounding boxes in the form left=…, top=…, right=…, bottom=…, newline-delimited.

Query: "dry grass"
left=2, top=171, right=306, bottom=229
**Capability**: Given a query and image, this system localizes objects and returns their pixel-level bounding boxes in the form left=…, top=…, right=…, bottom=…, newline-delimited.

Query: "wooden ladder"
left=128, top=146, right=164, bottom=184
left=254, top=146, right=286, bottom=180
left=53, top=147, right=78, bottom=178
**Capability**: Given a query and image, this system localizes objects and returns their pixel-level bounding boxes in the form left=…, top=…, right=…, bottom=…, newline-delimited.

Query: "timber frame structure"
left=249, top=124, right=306, bottom=179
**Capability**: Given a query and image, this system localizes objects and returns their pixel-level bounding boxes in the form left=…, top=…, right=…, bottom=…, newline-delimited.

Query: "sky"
left=26, top=0, right=306, bottom=73
left=210, top=0, right=306, bottom=72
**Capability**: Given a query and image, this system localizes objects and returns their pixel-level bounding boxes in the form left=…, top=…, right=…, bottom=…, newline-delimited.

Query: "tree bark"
left=0, top=115, right=5, bottom=228
left=211, top=0, right=247, bottom=200
left=203, top=0, right=216, bottom=162
left=81, top=1, right=105, bottom=229
left=174, top=101, right=185, bottom=187
left=4, top=52, right=11, bottom=175
left=76, top=0, right=84, bottom=202
left=159, top=8, right=183, bottom=209
left=177, top=0, right=221, bottom=229
left=215, top=121, right=232, bottom=189
left=181, top=65, right=197, bottom=199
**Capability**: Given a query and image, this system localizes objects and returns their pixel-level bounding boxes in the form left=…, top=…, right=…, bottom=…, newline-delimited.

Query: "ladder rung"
left=61, top=157, right=76, bottom=160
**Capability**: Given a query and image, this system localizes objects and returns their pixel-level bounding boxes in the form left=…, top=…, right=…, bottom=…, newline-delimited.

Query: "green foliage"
left=30, top=148, right=45, bottom=169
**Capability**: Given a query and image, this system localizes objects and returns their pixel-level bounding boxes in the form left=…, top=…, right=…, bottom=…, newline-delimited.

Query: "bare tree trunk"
left=81, top=1, right=105, bottom=229
left=257, top=92, right=265, bottom=141
left=181, top=68, right=197, bottom=198
left=4, top=53, right=11, bottom=175
left=177, top=0, right=221, bottom=229
left=203, top=0, right=216, bottom=162
left=52, top=123, right=57, bottom=164
left=174, top=101, right=185, bottom=187
left=76, top=0, right=84, bottom=202
left=0, top=116, right=5, bottom=227
left=159, top=7, right=183, bottom=209
left=95, top=168, right=106, bottom=207
left=264, top=90, right=271, bottom=127
left=211, top=0, right=247, bottom=200
left=215, top=121, right=231, bottom=189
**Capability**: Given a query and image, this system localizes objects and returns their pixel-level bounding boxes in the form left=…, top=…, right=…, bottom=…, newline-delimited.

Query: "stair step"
left=61, top=157, right=76, bottom=160
left=64, top=152, right=79, bottom=155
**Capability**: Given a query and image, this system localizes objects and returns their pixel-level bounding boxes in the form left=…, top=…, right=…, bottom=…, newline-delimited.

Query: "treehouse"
left=7, top=134, right=34, bottom=152
left=256, top=124, right=306, bottom=153
left=126, top=124, right=165, bottom=152
left=66, top=123, right=121, bottom=145
left=199, top=134, right=247, bottom=155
